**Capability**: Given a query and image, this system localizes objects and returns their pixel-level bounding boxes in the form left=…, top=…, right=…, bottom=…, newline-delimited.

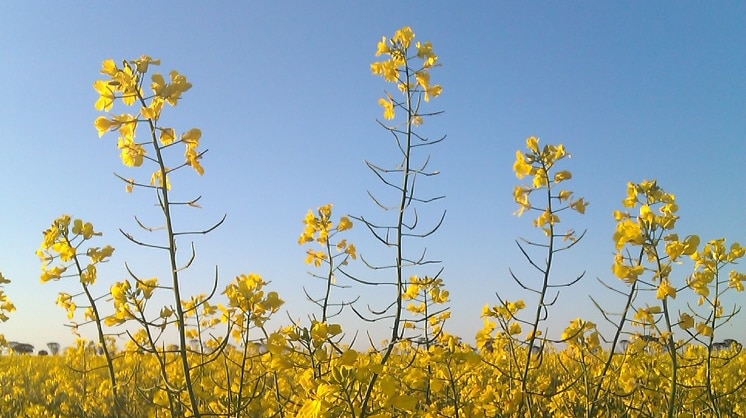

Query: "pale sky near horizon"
left=1, top=2, right=744, bottom=352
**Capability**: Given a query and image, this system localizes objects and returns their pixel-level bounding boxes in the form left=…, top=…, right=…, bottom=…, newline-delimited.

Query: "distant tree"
left=8, top=341, right=34, bottom=354
left=47, top=342, right=60, bottom=355
left=38, top=350, right=48, bottom=356
left=712, top=339, right=742, bottom=351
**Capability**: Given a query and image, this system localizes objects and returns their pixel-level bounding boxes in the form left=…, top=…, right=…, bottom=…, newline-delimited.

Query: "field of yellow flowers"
left=1, top=26, right=744, bottom=418
left=0, top=338, right=744, bottom=417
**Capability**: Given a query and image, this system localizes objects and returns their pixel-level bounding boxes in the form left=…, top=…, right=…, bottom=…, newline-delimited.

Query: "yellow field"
left=1, top=338, right=744, bottom=417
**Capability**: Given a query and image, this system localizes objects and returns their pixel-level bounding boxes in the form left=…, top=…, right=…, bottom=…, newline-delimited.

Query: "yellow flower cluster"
left=37, top=215, right=113, bottom=288
left=93, top=55, right=204, bottom=180
left=371, top=26, right=442, bottom=122
left=221, top=273, right=284, bottom=333
left=611, top=178, right=744, bottom=368
left=612, top=180, right=682, bottom=285
left=513, top=137, right=587, bottom=237
left=0, top=272, right=14, bottom=323
left=400, top=275, right=451, bottom=336
left=298, top=203, right=356, bottom=266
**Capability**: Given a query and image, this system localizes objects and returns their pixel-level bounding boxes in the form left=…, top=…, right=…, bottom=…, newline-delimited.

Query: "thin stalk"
left=705, top=263, right=722, bottom=417
left=587, top=248, right=643, bottom=417
left=361, top=57, right=414, bottom=418
left=67, top=238, right=123, bottom=418
left=322, top=237, right=334, bottom=322
left=520, top=160, right=554, bottom=409
left=139, top=89, right=201, bottom=416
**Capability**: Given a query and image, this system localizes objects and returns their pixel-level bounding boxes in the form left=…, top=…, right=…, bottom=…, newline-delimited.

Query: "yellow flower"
left=424, top=83, right=442, bottom=102
left=159, top=306, right=173, bottom=319
left=336, top=349, right=358, bottom=368
left=622, top=182, right=639, bottom=208
left=533, top=209, right=559, bottom=227
left=94, top=116, right=114, bottom=137
left=111, top=63, right=139, bottom=106
left=52, top=241, right=76, bottom=262
left=371, top=59, right=399, bottom=82
left=513, top=150, right=533, bottom=179
left=150, top=169, right=171, bottom=190
left=318, top=203, right=332, bottom=219
left=687, top=270, right=712, bottom=298
left=159, top=127, right=176, bottom=145
left=393, top=26, right=415, bottom=48
left=93, top=80, right=116, bottom=111
left=729, top=270, right=745, bottom=292
left=656, top=279, right=677, bottom=299
left=298, top=231, right=314, bottom=245
left=131, top=54, right=160, bottom=73
left=186, top=147, right=204, bottom=175
left=513, top=186, right=532, bottom=216
left=728, top=242, right=745, bottom=261
left=612, top=253, right=645, bottom=284
left=378, top=97, right=395, bottom=120
left=141, top=96, right=164, bottom=120
left=532, top=168, right=548, bottom=188
left=110, top=280, right=131, bottom=303
left=696, top=322, right=713, bottom=337
left=124, top=178, right=135, bottom=193
left=137, top=277, right=158, bottom=299
left=87, top=245, right=114, bottom=263
left=100, top=59, right=118, bottom=76
left=403, top=280, right=421, bottom=300
left=613, top=219, right=644, bottom=250
left=56, top=293, right=76, bottom=319
left=181, top=128, right=202, bottom=148
left=117, top=137, right=146, bottom=167
left=151, top=70, right=193, bottom=105
left=338, top=216, right=353, bottom=231
left=431, top=287, right=449, bottom=304
left=80, top=264, right=97, bottom=285
left=345, top=243, right=357, bottom=259
left=639, top=204, right=655, bottom=224
left=554, top=170, right=572, bottom=183
left=376, top=36, right=390, bottom=56
left=548, top=143, right=568, bottom=161
left=415, top=70, right=430, bottom=90
left=570, top=197, right=589, bottom=214
left=72, top=219, right=97, bottom=239
left=416, top=41, right=437, bottom=67
left=679, top=312, right=694, bottom=330
left=305, top=250, right=327, bottom=267
left=261, top=291, right=285, bottom=312
left=41, top=265, right=67, bottom=282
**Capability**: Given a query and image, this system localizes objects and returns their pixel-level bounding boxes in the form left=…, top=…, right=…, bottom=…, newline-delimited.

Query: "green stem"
left=361, top=52, right=414, bottom=418
left=520, top=160, right=554, bottom=411
left=138, top=86, right=201, bottom=416
left=65, top=233, right=123, bottom=418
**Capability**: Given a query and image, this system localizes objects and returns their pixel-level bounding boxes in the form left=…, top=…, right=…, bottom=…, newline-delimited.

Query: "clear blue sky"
left=1, top=2, right=744, bottom=351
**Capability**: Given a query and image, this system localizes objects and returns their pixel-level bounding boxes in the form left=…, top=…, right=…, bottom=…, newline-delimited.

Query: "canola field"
left=1, top=26, right=744, bottom=418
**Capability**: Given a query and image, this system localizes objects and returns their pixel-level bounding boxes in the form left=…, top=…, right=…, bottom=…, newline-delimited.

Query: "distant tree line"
left=3, top=341, right=60, bottom=355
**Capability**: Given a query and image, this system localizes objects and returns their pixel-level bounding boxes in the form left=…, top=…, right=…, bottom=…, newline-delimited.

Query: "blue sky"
left=1, top=2, right=744, bottom=351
